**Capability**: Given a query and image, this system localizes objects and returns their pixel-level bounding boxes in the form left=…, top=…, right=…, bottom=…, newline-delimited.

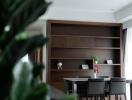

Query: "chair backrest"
left=87, top=78, right=105, bottom=96
left=109, top=77, right=126, bottom=95
left=64, top=80, right=72, bottom=94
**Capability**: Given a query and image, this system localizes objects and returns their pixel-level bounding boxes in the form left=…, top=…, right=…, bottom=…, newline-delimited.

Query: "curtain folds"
left=124, top=28, right=132, bottom=79
left=124, top=27, right=132, bottom=100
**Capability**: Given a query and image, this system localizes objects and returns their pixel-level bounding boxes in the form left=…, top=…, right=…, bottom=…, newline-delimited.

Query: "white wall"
left=41, top=7, right=116, bottom=23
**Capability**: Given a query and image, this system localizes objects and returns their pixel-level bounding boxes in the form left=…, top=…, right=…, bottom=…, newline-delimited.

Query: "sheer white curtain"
left=124, top=27, right=132, bottom=100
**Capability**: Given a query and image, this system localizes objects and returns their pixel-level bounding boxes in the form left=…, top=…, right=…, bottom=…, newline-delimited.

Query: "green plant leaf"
left=26, top=83, right=48, bottom=100
left=0, top=35, right=48, bottom=100
left=0, top=0, right=51, bottom=50
left=10, top=61, right=33, bottom=100
left=59, top=94, right=77, bottom=100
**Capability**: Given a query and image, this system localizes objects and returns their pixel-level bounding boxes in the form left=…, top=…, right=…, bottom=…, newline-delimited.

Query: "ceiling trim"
left=114, top=3, right=132, bottom=22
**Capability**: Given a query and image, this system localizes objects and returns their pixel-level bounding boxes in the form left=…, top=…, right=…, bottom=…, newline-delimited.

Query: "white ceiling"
left=27, top=0, right=132, bottom=30
left=47, top=0, right=132, bottom=12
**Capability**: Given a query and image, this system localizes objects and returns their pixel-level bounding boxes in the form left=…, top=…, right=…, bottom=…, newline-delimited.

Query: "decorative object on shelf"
left=94, top=57, right=99, bottom=64
left=57, top=61, right=63, bottom=70
left=90, top=56, right=99, bottom=64
left=81, top=64, right=89, bottom=70
left=94, top=64, right=99, bottom=73
left=106, top=60, right=113, bottom=64
left=93, top=64, right=99, bottom=78
left=93, top=71, right=97, bottom=78
left=91, top=69, right=97, bottom=78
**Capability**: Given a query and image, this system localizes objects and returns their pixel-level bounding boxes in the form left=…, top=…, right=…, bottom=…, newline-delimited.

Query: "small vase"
left=93, top=72, right=97, bottom=78
left=57, top=61, right=62, bottom=70
left=95, top=60, right=98, bottom=64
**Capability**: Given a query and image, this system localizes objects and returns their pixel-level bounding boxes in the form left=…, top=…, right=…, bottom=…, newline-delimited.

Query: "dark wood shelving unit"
left=47, top=20, right=123, bottom=91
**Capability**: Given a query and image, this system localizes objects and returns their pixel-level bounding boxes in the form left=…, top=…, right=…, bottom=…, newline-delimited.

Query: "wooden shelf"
left=52, top=47, right=120, bottom=49
left=49, top=58, right=94, bottom=60
left=95, top=64, right=121, bottom=66
left=51, top=69, right=92, bottom=72
left=50, top=35, right=120, bottom=39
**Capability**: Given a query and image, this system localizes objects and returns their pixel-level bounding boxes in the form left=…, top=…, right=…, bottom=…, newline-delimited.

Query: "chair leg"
left=115, top=95, right=117, bottom=100
left=89, top=97, right=92, bottom=100
left=103, top=96, right=105, bottom=100
left=96, top=96, right=98, bottom=100
left=124, top=94, right=127, bottom=100
left=115, top=95, right=118, bottom=100
left=120, top=95, right=121, bottom=100
left=100, top=96, right=105, bottom=100
left=94, top=96, right=97, bottom=100
left=109, top=95, right=111, bottom=100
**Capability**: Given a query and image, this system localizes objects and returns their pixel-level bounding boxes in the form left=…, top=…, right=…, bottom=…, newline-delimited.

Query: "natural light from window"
left=124, top=27, right=132, bottom=100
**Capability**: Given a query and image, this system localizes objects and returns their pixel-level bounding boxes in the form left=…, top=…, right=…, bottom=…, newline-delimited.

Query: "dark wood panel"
left=114, top=66, right=121, bottom=77
left=95, top=38, right=120, bottom=47
left=98, top=65, right=115, bottom=77
left=51, top=82, right=64, bottom=91
left=51, top=49, right=120, bottom=64
left=51, top=70, right=93, bottom=82
left=51, top=23, right=120, bottom=37
left=48, top=20, right=122, bottom=26
left=51, top=59, right=93, bottom=69
left=51, top=36, right=94, bottom=48
left=51, top=36, right=120, bottom=48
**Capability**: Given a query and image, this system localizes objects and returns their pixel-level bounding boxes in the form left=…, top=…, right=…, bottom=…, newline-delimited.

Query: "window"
left=124, top=27, right=132, bottom=100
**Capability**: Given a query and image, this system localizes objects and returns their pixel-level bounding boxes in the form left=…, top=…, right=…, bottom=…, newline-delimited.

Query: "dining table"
left=64, top=77, right=132, bottom=100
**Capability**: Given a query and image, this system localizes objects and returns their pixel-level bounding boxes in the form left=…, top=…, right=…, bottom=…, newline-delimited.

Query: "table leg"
left=72, top=82, right=77, bottom=94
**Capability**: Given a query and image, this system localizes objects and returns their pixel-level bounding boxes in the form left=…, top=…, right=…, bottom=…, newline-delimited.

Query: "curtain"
left=124, top=27, right=132, bottom=100
left=29, top=48, right=43, bottom=63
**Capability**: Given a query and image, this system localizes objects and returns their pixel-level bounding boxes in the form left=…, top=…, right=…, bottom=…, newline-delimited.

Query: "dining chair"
left=77, top=81, right=88, bottom=100
left=107, top=77, right=126, bottom=100
left=96, top=76, right=110, bottom=94
left=64, top=80, right=72, bottom=94
left=87, top=78, right=106, bottom=100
